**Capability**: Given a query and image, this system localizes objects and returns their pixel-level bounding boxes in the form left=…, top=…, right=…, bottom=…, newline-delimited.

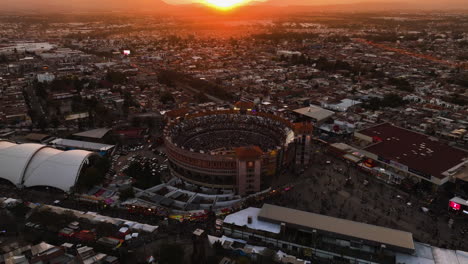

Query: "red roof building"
left=165, top=107, right=189, bottom=119
left=234, top=101, right=255, bottom=110
left=355, top=123, right=467, bottom=185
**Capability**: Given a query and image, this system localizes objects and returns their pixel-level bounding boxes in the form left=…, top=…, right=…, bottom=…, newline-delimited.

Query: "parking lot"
left=1, top=138, right=467, bottom=259
left=270, top=145, right=468, bottom=251
left=108, top=143, right=169, bottom=189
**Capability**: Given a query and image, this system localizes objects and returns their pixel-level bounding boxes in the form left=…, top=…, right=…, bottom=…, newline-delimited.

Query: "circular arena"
left=164, top=110, right=296, bottom=195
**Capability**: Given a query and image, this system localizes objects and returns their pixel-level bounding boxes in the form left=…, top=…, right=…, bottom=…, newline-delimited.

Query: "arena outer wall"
left=164, top=110, right=296, bottom=195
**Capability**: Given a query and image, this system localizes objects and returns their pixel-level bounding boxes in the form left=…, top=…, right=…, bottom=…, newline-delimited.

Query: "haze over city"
left=3, top=0, right=468, bottom=12
left=0, top=0, right=467, bottom=264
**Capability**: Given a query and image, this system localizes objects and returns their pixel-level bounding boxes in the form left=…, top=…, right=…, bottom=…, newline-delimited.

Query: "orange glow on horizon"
left=202, top=0, right=251, bottom=10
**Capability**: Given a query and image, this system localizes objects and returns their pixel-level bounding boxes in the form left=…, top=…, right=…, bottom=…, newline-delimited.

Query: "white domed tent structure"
left=0, top=140, right=95, bottom=192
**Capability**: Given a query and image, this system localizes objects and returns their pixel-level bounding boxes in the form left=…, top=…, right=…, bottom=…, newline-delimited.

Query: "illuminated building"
left=0, top=141, right=96, bottom=191
left=354, top=123, right=468, bottom=186
left=222, top=204, right=415, bottom=263
left=164, top=110, right=298, bottom=195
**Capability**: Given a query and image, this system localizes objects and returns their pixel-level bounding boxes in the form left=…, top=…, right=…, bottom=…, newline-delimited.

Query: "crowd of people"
left=169, top=113, right=291, bottom=152
left=183, top=130, right=278, bottom=152
left=267, top=145, right=468, bottom=252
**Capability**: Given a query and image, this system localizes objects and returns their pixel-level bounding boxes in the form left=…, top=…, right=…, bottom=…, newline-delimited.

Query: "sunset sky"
left=167, top=0, right=377, bottom=4
left=3, top=0, right=467, bottom=12
left=165, top=0, right=462, bottom=4
left=165, top=0, right=468, bottom=9
left=168, top=0, right=262, bottom=3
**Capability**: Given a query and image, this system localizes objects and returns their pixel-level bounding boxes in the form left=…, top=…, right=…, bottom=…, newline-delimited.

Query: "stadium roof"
left=0, top=140, right=16, bottom=150
left=73, top=128, right=111, bottom=139
left=23, top=149, right=93, bottom=191
left=51, top=138, right=114, bottom=152
left=359, top=123, right=467, bottom=180
left=293, top=105, right=334, bottom=122
left=166, top=108, right=189, bottom=119
left=235, top=101, right=255, bottom=110
left=0, top=141, right=94, bottom=191
left=0, top=143, right=46, bottom=185
left=258, top=204, right=415, bottom=253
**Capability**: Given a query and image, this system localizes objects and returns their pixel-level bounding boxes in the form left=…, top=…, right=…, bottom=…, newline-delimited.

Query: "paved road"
left=271, top=145, right=468, bottom=251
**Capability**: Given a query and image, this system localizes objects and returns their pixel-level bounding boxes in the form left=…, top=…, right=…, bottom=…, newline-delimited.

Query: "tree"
left=50, top=78, right=73, bottom=91
left=50, top=116, right=60, bottom=128
left=145, top=117, right=157, bottom=130
left=258, top=248, right=277, bottom=264
left=95, top=222, right=116, bottom=237
left=0, top=210, right=18, bottom=234
left=388, top=77, right=414, bottom=92
left=106, top=71, right=127, bottom=84
left=131, top=117, right=141, bottom=128
left=363, top=94, right=406, bottom=110
left=78, top=167, right=104, bottom=189
left=124, top=161, right=161, bottom=189
left=94, top=156, right=111, bottom=174
left=446, top=94, right=467, bottom=106
left=37, top=117, right=49, bottom=131
left=157, top=244, right=184, bottom=264
left=119, top=188, right=135, bottom=201
left=77, top=156, right=111, bottom=189
left=195, top=92, right=209, bottom=103
left=212, top=241, right=225, bottom=256
left=454, top=72, right=468, bottom=88
left=8, top=203, right=30, bottom=218
left=160, top=92, right=175, bottom=104
left=362, top=97, right=382, bottom=111
left=382, top=93, right=406, bottom=108
left=71, top=95, right=84, bottom=112
left=123, top=162, right=141, bottom=179
left=236, top=256, right=251, bottom=264
left=0, top=54, right=9, bottom=63
left=34, top=81, right=48, bottom=99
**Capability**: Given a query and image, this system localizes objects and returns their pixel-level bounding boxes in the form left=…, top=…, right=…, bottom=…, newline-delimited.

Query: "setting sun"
left=202, top=0, right=251, bottom=10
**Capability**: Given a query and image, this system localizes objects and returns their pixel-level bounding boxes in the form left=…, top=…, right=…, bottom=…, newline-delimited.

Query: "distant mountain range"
left=2, top=0, right=467, bottom=13
left=3, top=0, right=170, bottom=12
left=260, top=0, right=468, bottom=9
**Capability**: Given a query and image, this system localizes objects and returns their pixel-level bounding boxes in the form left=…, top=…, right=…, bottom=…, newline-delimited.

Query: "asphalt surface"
left=270, top=144, right=468, bottom=251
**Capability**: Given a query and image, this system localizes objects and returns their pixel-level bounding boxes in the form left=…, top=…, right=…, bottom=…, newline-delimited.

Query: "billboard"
left=449, top=201, right=461, bottom=210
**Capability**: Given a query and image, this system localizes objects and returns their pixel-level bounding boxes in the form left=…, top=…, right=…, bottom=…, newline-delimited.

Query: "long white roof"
left=0, top=143, right=46, bottom=185
left=0, top=141, right=16, bottom=150
left=258, top=204, right=415, bottom=252
left=0, top=141, right=94, bottom=191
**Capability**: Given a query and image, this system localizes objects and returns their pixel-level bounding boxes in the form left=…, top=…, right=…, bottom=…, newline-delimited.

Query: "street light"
left=312, top=229, right=317, bottom=258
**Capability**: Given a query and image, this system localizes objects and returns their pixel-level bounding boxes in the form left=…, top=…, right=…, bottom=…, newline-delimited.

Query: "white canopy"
left=0, top=143, right=46, bottom=185
left=0, top=141, right=94, bottom=191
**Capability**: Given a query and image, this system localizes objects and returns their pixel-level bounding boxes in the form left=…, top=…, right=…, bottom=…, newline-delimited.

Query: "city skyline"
left=0, top=1, right=467, bottom=264
left=3, top=0, right=468, bottom=12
